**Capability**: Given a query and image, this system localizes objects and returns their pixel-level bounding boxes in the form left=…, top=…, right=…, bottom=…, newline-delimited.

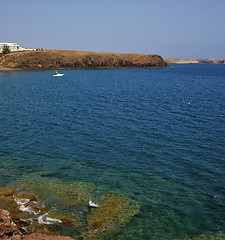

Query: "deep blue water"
left=0, top=64, right=225, bottom=239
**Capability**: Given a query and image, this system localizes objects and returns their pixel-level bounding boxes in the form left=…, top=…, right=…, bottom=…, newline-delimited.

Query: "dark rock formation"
left=0, top=49, right=168, bottom=70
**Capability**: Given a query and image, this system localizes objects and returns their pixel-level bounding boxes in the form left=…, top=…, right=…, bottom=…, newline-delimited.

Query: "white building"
left=0, top=42, right=36, bottom=53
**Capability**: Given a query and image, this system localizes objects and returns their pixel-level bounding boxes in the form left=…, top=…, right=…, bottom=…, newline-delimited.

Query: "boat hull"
left=53, top=74, right=64, bottom=77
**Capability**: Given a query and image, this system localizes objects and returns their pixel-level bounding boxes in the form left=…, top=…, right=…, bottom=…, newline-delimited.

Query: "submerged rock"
left=0, top=187, right=15, bottom=197
left=10, top=173, right=96, bottom=230
left=83, top=193, right=140, bottom=239
left=5, top=173, right=140, bottom=239
left=0, top=209, right=75, bottom=240
left=186, top=232, right=225, bottom=240
left=7, top=174, right=98, bottom=236
left=0, top=187, right=59, bottom=236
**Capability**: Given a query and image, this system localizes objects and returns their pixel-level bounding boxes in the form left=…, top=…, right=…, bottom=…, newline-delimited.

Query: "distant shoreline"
left=1, top=51, right=224, bottom=72
left=165, top=58, right=225, bottom=64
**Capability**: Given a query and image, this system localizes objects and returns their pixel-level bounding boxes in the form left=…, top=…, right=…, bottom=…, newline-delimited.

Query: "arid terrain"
left=0, top=49, right=168, bottom=70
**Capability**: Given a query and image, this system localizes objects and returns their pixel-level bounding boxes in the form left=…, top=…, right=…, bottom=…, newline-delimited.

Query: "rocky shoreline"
left=1, top=187, right=224, bottom=240
left=0, top=187, right=75, bottom=240
left=0, top=184, right=139, bottom=240
left=0, top=209, right=74, bottom=240
left=0, top=50, right=168, bottom=71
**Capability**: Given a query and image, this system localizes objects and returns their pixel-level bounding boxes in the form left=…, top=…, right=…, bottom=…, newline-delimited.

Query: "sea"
left=0, top=64, right=225, bottom=240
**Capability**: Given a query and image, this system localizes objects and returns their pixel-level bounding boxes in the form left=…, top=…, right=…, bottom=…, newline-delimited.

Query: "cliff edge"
left=0, top=49, right=168, bottom=70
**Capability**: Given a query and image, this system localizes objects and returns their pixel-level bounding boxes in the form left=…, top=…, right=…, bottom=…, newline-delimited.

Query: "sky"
left=1, top=0, right=225, bottom=58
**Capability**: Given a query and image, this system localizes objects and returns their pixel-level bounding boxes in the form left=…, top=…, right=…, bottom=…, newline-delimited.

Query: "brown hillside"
left=0, top=49, right=168, bottom=70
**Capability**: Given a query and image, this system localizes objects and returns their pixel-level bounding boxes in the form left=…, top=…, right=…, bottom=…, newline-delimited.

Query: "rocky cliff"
left=0, top=50, right=168, bottom=70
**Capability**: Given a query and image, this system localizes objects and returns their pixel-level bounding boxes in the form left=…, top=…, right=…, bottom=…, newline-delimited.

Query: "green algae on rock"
left=0, top=187, right=59, bottom=236
left=185, top=232, right=225, bottom=240
left=10, top=173, right=96, bottom=231
left=0, top=209, right=75, bottom=240
left=7, top=172, right=140, bottom=239
left=82, top=193, right=140, bottom=239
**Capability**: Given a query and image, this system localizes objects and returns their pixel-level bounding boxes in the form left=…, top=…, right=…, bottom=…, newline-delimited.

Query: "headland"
left=0, top=49, right=168, bottom=71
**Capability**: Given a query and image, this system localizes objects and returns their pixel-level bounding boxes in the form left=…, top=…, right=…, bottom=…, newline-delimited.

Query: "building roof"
left=0, top=43, right=18, bottom=45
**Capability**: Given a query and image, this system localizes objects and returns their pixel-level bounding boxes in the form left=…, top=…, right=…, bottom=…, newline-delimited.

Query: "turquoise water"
left=0, top=64, right=225, bottom=239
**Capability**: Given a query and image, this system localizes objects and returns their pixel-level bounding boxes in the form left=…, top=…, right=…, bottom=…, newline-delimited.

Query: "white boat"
left=53, top=71, right=64, bottom=77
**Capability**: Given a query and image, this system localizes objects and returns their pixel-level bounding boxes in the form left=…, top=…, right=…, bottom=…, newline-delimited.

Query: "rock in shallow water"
left=2, top=174, right=141, bottom=239
left=0, top=209, right=75, bottom=240
left=0, top=187, right=60, bottom=236
left=82, top=193, right=140, bottom=239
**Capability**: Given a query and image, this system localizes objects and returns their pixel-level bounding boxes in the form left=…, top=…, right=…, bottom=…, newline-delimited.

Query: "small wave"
left=14, top=197, right=39, bottom=215
left=38, top=212, right=62, bottom=225
left=89, top=200, right=99, bottom=208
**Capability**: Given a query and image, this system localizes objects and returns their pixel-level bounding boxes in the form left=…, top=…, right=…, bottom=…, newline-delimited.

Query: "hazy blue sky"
left=1, top=0, right=225, bottom=58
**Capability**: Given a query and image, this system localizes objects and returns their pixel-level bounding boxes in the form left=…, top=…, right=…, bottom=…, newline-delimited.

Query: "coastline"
left=1, top=53, right=224, bottom=72
left=165, top=58, right=225, bottom=64
left=0, top=50, right=168, bottom=70
left=0, top=65, right=169, bottom=72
